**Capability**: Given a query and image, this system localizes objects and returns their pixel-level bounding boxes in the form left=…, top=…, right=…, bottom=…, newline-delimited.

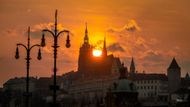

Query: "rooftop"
left=168, top=58, right=181, bottom=69
left=132, top=73, right=168, bottom=81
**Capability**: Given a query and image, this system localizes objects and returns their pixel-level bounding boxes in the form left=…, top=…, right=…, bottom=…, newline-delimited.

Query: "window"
left=151, top=93, right=153, bottom=97
left=144, top=93, right=146, bottom=96
left=144, top=86, right=146, bottom=90
left=155, top=80, right=157, bottom=83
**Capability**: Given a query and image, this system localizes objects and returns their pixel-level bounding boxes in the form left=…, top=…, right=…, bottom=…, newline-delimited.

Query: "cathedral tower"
left=167, top=58, right=181, bottom=93
left=78, top=23, right=93, bottom=74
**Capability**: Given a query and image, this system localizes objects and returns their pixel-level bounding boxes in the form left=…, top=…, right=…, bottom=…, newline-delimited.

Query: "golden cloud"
left=123, top=19, right=141, bottom=32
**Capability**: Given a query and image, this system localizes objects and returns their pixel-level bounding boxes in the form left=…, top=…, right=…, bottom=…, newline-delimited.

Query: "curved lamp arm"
left=29, top=44, right=41, bottom=51
left=57, top=30, right=69, bottom=38
left=43, top=29, right=55, bottom=37
left=17, top=43, right=27, bottom=50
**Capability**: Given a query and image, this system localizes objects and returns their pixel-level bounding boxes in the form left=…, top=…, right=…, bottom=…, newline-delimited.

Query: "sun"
left=93, top=49, right=102, bottom=57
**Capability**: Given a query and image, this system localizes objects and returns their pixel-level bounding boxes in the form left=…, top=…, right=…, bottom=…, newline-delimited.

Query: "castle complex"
left=59, top=25, right=189, bottom=106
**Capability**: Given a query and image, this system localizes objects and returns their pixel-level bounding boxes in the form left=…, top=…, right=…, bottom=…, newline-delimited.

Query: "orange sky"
left=0, top=0, right=190, bottom=86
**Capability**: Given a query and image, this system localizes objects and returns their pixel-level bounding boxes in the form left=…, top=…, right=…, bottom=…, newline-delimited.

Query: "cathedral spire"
left=102, top=35, right=107, bottom=56
left=130, top=57, right=136, bottom=74
left=84, top=23, right=89, bottom=44
left=103, top=36, right=106, bottom=49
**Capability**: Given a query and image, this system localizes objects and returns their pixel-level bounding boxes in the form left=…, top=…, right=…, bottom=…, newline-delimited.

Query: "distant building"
left=34, top=76, right=63, bottom=103
left=69, top=75, right=118, bottom=106
left=167, top=58, right=181, bottom=94
left=181, top=72, right=190, bottom=89
left=2, top=77, right=37, bottom=107
left=126, top=58, right=169, bottom=106
left=3, top=77, right=37, bottom=92
left=2, top=76, right=65, bottom=107
left=34, top=77, right=52, bottom=97
left=60, top=71, right=76, bottom=90
left=133, top=73, right=168, bottom=100
left=105, top=64, right=139, bottom=107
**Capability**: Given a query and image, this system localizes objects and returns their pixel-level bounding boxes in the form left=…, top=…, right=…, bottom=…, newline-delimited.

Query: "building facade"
left=3, top=77, right=37, bottom=92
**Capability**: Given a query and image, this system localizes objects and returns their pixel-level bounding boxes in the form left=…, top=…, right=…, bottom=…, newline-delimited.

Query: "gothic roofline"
left=168, top=57, right=181, bottom=69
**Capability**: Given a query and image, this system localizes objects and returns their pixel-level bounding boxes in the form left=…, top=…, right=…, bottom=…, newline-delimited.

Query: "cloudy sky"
left=0, top=0, right=190, bottom=86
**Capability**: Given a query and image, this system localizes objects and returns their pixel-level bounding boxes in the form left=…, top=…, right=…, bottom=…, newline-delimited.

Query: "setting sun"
left=93, top=49, right=102, bottom=57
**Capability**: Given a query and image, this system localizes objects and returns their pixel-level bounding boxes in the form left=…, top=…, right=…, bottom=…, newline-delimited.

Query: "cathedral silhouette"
left=77, top=24, right=122, bottom=79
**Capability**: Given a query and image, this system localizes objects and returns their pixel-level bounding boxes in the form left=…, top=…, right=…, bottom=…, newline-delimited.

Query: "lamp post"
left=40, top=10, right=71, bottom=107
left=15, top=27, right=42, bottom=107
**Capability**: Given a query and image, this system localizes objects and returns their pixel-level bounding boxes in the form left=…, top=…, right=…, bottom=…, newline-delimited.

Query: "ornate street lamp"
left=41, top=10, right=71, bottom=107
left=15, top=27, right=42, bottom=107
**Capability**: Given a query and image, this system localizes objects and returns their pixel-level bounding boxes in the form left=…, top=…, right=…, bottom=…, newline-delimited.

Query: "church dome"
left=111, top=63, right=137, bottom=92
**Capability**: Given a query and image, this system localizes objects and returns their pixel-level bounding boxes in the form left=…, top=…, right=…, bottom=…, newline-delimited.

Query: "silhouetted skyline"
left=0, top=0, right=190, bottom=86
